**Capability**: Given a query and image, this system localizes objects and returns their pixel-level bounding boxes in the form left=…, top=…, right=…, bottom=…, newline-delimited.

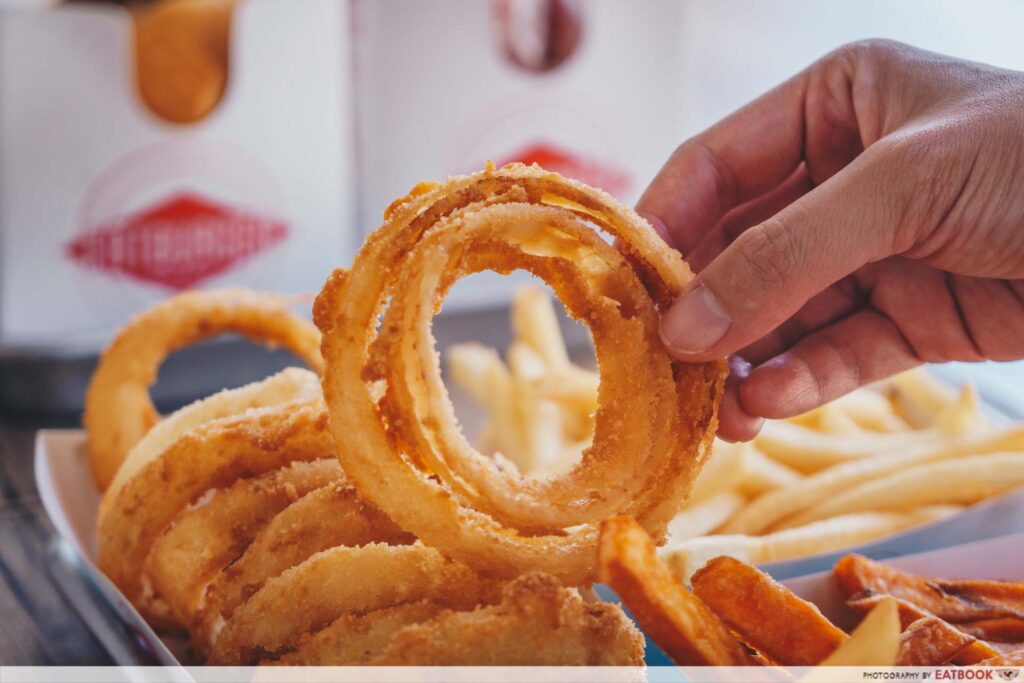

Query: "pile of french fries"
left=447, top=286, right=1024, bottom=578
left=599, top=516, right=1024, bottom=667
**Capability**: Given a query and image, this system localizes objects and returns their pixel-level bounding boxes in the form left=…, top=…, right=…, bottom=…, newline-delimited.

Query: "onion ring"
left=193, top=480, right=414, bottom=655
left=145, top=459, right=342, bottom=626
left=367, top=573, right=645, bottom=666
left=97, top=398, right=332, bottom=607
left=273, top=600, right=446, bottom=666
left=103, top=363, right=321, bottom=511
left=208, top=543, right=500, bottom=664
left=85, top=288, right=323, bottom=490
left=314, top=163, right=725, bottom=583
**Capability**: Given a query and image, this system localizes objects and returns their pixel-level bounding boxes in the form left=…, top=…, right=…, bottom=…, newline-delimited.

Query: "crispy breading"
left=366, top=573, right=645, bottom=666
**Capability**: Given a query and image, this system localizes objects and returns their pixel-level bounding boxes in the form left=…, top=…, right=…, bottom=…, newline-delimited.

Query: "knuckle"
left=737, top=217, right=803, bottom=292
left=831, top=38, right=907, bottom=66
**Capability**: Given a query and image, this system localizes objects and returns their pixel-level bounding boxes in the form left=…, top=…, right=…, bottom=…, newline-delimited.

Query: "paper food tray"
left=36, top=427, right=1024, bottom=667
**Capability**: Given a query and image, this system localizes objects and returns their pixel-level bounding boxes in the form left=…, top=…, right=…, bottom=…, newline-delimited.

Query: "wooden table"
left=0, top=411, right=111, bottom=665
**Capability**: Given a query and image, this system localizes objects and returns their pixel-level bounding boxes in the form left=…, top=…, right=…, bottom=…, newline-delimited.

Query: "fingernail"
left=660, top=285, right=732, bottom=355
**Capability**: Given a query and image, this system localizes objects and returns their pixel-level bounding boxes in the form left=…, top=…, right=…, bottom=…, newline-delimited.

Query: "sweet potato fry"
left=690, top=555, right=847, bottom=665
left=835, top=555, right=1024, bottom=622
left=957, top=617, right=1024, bottom=643
left=820, top=598, right=900, bottom=666
left=897, top=617, right=976, bottom=666
left=847, top=592, right=998, bottom=664
left=974, top=649, right=1024, bottom=666
left=597, top=516, right=753, bottom=666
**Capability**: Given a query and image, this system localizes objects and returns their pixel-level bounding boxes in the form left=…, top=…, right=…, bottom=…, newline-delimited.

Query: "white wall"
left=675, top=0, right=1024, bottom=137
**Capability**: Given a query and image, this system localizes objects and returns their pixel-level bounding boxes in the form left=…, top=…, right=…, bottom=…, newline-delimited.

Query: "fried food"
left=193, top=480, right=414, bottom=655
left=97, top=396, right=332, bottom=607
left=721, top=425, right=1024, bottom=536
left=818, top=598, right=900, bottom=666
left=85, top=288, right=322, bottom=490
left=975, top=649, right=1024, bottom=665
left=847, top=592, right=999, bottom=663
left=786, top=452, right=1024, bottom=526
left=665, top=507, right=961, bottom=581
left=364, top=573, right=645, bottom=666
left=145, top=459, right=341, bottom=625
left=208, top=543, right=501, bottom=664
left=450, top=292, right=1024, bottom=572
left=835, top=554, right=1024, bottom=622
left=957, top=618, right=1024, bottom=643
left=597, top=516, right=751, bottom=666
left=690, top=555, right=848, bottom=665
left=314, top=163, right=725, bottom=584
left=274, top=600, right=447, bottom=666
left=896, top=616, right=978, bottom=666
left=102, top=365, right=321, bottom=512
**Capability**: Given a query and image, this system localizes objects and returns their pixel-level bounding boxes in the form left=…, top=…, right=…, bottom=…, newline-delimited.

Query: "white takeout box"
left=0, top=0, right=354, bottom=350
left=35, top=428, right=1024, bottom=667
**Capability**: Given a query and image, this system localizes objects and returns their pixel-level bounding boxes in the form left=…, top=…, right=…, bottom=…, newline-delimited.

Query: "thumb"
left=659, top=150, right=902, bottom=361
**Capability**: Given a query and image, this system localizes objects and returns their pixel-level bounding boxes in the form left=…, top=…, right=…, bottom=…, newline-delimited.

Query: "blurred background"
left=3, top=0, right=1024, bottom=414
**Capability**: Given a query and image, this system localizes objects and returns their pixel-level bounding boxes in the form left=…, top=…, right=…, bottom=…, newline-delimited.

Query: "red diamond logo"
left=498, top=143, right=632, bottom=197
left=66, top=192, right=288, bottom=290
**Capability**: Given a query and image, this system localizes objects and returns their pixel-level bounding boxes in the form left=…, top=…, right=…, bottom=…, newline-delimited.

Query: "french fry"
left=511, top=286, right=570, bottom=370
left=887, top=368, right=959, bottom=428
left=785, top=452, right=1024, bottom=527
left=688, top=441, right=748, bottom=504
left=819, top=598, right=900, bottom=666
left=937, top=384, right=991, bottom=436
left=667, top=492, right=746, bottom=543
left=721, top=427, right=1024, bottom=535
left=597, top=517, right=753, bottom=666
left=738, top=447, right=802, bottom=496
left=690, top=555, right=847, bottom=665
left=896, top=617, right=978, bottom=666
left=791, top=387, right=908, bottom=433
left=835, top=555, right=1024, bottom=623
left=531, top=367, right=599, bottom=414
left=663, top=507, right=961, bottom=581
left=755, top=421, right=948, bottom=473
left=816, top=402, right=868, bottom=435
left=446, top=343, right=506, bottom=406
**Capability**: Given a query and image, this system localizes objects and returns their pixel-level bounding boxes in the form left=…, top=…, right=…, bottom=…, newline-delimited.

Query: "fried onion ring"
left=97, top=398, right=332, bottom=607
left=366, top=573, right=645, bottom=666
left=103, top=366, right=321, bottom=509
left=85, top=288, right=323, bottom=490
left=193, top=480, right=414, bottom=655
left=145, top=459, right=342, bottom=626
left=314, top=163, right=725, bottom=583
left=209, top=543, right=500, bottom=664
left=273, top=600, right=446, bottom=666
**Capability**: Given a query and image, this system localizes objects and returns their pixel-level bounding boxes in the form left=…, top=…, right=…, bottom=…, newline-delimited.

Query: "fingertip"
left=659, top=285, right=733, bottom=360
left=739, top=353, right=822, bottom=419
left=715, top=355, right=764, bottom=442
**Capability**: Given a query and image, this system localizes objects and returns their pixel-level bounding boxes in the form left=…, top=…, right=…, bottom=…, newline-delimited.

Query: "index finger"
left=636, top=72, right=809, bottom=256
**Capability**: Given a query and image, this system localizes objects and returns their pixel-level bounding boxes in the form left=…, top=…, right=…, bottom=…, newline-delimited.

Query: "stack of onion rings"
left=315, top=162, right=726, bottom=584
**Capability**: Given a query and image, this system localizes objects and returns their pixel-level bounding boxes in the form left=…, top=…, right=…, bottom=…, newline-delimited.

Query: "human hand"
left=639, top=40, right=1024, bottom=441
